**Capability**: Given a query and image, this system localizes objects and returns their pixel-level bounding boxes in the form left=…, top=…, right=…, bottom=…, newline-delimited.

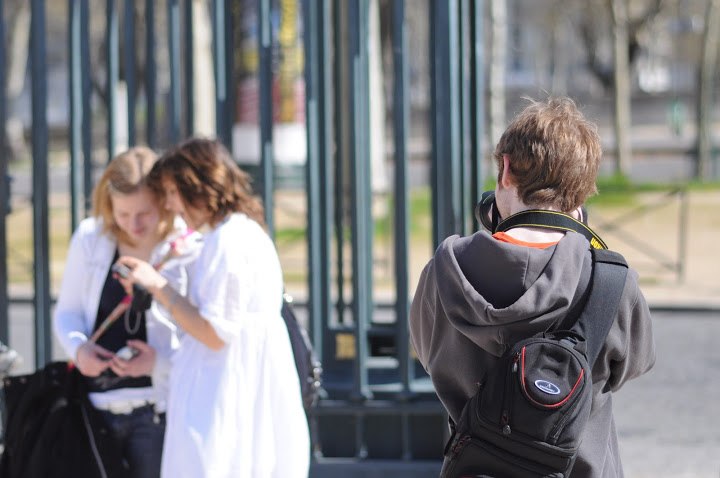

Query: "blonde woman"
left=53, top=147, right=197, bottom=478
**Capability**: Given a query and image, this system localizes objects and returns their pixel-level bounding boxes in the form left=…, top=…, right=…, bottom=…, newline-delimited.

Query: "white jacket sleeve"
left=52, top=220, right=99, bottom=361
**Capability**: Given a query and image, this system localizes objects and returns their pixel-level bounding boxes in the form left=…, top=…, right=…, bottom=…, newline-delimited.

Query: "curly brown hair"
left=493, top=97, right=602, bottom=212
left=93, top=146, right=174, bottom=246
left=149, top=138, right=267, bottom=230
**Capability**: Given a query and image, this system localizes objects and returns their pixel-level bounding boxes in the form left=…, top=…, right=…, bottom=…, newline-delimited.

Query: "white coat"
left=160, top=213, right=310, bottom=478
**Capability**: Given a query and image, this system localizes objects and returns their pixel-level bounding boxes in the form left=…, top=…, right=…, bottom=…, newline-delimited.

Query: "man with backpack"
left=409, top=96, right=655, bottom=477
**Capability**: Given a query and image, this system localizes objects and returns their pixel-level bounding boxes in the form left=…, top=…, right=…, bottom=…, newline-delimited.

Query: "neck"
left=501, top=204, right=568, bottom=244
left=118, top=230, right=164, bottom=262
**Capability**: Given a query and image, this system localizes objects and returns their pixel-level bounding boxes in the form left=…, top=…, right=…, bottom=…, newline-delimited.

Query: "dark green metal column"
left=0, top=0, right=8, bottom=344
left=430, top=0, right=463, bottom=247
left=303, top=0, right=322, bottom=353
left=31, top=0, right=51, bottom=366
left=392, top=0, right=414, bottom=462
left=184, top=0, right=195, bottom=137
left=81, top=0, right=92, bottom=214
left=470, top=0, right=485, bottom=231
left=392, top=0, right=411, bottom=395
left=332, top=0, right=346, bottom=329
left=212, top=0, right=233, bottom=149
left=258, top=0, right=274, bottom=235
left=167, top=0, right=181, bottom=143
left=69, top=0, right=83, bottom=231
left=123, top=0, right=136, bottom=146
left=145, top=0, right=157, bottom=148
left=347, top=0, right=372, bottom=403
left=316, top=0, right=333, bottom=361
left=106, top=0, right=118, bottom=159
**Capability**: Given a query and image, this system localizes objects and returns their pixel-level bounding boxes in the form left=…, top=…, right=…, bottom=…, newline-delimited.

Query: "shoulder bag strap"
left=570, top=248, right=629, bottom=366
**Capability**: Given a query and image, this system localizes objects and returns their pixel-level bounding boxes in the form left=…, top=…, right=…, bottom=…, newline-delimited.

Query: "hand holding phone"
left=112, top=263, right=131, bottom=279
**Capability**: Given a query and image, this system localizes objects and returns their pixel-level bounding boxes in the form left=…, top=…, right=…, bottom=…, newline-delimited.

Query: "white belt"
left=95, top=398, right=155, bottom=415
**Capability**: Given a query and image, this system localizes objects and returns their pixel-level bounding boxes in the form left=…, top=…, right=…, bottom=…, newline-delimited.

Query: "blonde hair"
left=494, top=97, right=602, bottom=212
left=92, top=146, right=174, bottom=245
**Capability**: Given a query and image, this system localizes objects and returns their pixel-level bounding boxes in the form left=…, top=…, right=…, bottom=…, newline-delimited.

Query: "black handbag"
left=0, top=361, right=129, bottom=478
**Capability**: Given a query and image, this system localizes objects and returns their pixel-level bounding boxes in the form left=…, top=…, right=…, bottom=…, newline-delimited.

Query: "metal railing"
left=0, top=0, right=489, bottom=473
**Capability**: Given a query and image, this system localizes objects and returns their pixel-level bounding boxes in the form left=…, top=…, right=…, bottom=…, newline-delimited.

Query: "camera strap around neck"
left=495, top=209, right=608, bottom=249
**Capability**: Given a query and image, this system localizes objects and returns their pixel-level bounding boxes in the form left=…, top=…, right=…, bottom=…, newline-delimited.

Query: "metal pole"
left=258, top=0, right=274, bottom=235
left=81, top=0, right=92, bottom=215
left=347, top=0, right=372, bottom=402
left=31, top=0, right=51, bottom=366
left=333, top=0, right=346, bottom=328
left=392, top=0, right=411, bottom=396
left=459, top=0, right=471, bottom=236
left=105, top=0, right=119, bottom=161
left=430, top=0, right=462, bottom=248
left=106, top=0, right=118, bottom=159
left=145, top=0, right=156, bottom=148
left=212, top=0, right=230, bottom=148
left=69, top=0, right=83, bottom=231
left=167, top=0, right=181, bottom=143
left=184, top=0, right=195, bottom=137
left=317, top=0, right=333, bottom=361
left=224, top=0, right=235, bottom=155
left=123, top=0, right=136, bottom=146
left=0, top=0, right=9, bottom=344
left=470, top=0, right=485, bottom=232
left=303, top=0, right=322, bottom=352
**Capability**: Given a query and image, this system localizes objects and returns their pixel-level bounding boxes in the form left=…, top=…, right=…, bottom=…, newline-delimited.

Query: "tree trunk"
left=697, top=0, right=720, bottom=180
left=4, top=1, right=31, bottom=162
left=610, top=0, right=632, bottom=178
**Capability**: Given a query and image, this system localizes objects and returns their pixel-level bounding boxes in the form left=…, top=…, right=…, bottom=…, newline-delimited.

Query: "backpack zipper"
left=501, top=352, right=521, bottom=435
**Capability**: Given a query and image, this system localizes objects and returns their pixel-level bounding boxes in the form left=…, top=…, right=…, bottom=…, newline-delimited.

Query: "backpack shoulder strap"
left=570, top=248, right=629, bottom=366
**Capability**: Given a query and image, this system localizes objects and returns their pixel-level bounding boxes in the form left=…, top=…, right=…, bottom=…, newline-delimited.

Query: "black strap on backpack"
left=570, top=248, right=628, bottom=365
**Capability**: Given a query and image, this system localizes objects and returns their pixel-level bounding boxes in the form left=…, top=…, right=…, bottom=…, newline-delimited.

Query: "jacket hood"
left=432, top=231, right=591, bottom=356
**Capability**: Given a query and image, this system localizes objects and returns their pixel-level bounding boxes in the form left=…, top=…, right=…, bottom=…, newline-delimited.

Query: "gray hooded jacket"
left=409, top=231, right=655, bottom=478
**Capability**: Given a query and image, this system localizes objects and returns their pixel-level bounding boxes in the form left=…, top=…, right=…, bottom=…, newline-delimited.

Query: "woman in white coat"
left=116, top=138, right=310, bottom=478
left=53, top=147, right=197, bottom=478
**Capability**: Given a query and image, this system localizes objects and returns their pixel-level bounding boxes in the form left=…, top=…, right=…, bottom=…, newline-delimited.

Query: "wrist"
left=161, top=284, right=181, bottom=314
left=148, top=277, right=169, bottom=295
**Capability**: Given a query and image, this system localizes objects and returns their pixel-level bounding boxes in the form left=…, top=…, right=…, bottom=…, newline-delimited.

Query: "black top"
left=85, top=250, right=151, bottom=394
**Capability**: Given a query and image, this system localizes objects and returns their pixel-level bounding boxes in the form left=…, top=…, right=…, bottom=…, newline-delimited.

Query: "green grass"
left=590, top=174, right=720, bottom=207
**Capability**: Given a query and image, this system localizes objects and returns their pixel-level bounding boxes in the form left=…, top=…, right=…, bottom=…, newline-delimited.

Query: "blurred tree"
left=569, top=0, right=668, bottom=177
left=611, top=0, right=632, bottom=178
left=696, top=0, right=720, bottom=180
left=3, top=0, right=30, bottom=163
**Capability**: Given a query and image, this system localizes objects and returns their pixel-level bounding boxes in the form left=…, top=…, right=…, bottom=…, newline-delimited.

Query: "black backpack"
left=440, top=248, right=628, bottom=478
left=281, top=293, right=323, bottom=413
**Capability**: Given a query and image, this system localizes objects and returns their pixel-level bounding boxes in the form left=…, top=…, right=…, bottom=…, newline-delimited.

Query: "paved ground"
left=5, top=306, right=719, bottom=477
left=614, top=310, right=720, bottom=478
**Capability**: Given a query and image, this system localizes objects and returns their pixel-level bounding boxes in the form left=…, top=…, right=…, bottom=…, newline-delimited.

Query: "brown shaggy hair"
left=494, top=97, right=602, bottom=212
left=93, top=146, right=174, bottom=246
left=148, top=138, right=267, bottom=230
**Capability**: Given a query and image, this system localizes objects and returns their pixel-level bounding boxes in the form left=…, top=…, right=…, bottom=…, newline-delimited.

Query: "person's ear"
left=500, top=154, right=514, bottom=188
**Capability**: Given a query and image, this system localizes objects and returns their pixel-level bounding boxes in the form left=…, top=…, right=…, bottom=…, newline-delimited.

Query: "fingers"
left=126, top=339, right=152, bottom=353
left=76, top=342, right=113, bottom=377
left=116, top=255, right=142, bottom=268
left=111, top=341, right=156, bottom=377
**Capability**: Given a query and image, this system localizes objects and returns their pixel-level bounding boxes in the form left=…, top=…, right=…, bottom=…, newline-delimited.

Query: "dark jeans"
left=99, top=404, right=165, bottom=478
